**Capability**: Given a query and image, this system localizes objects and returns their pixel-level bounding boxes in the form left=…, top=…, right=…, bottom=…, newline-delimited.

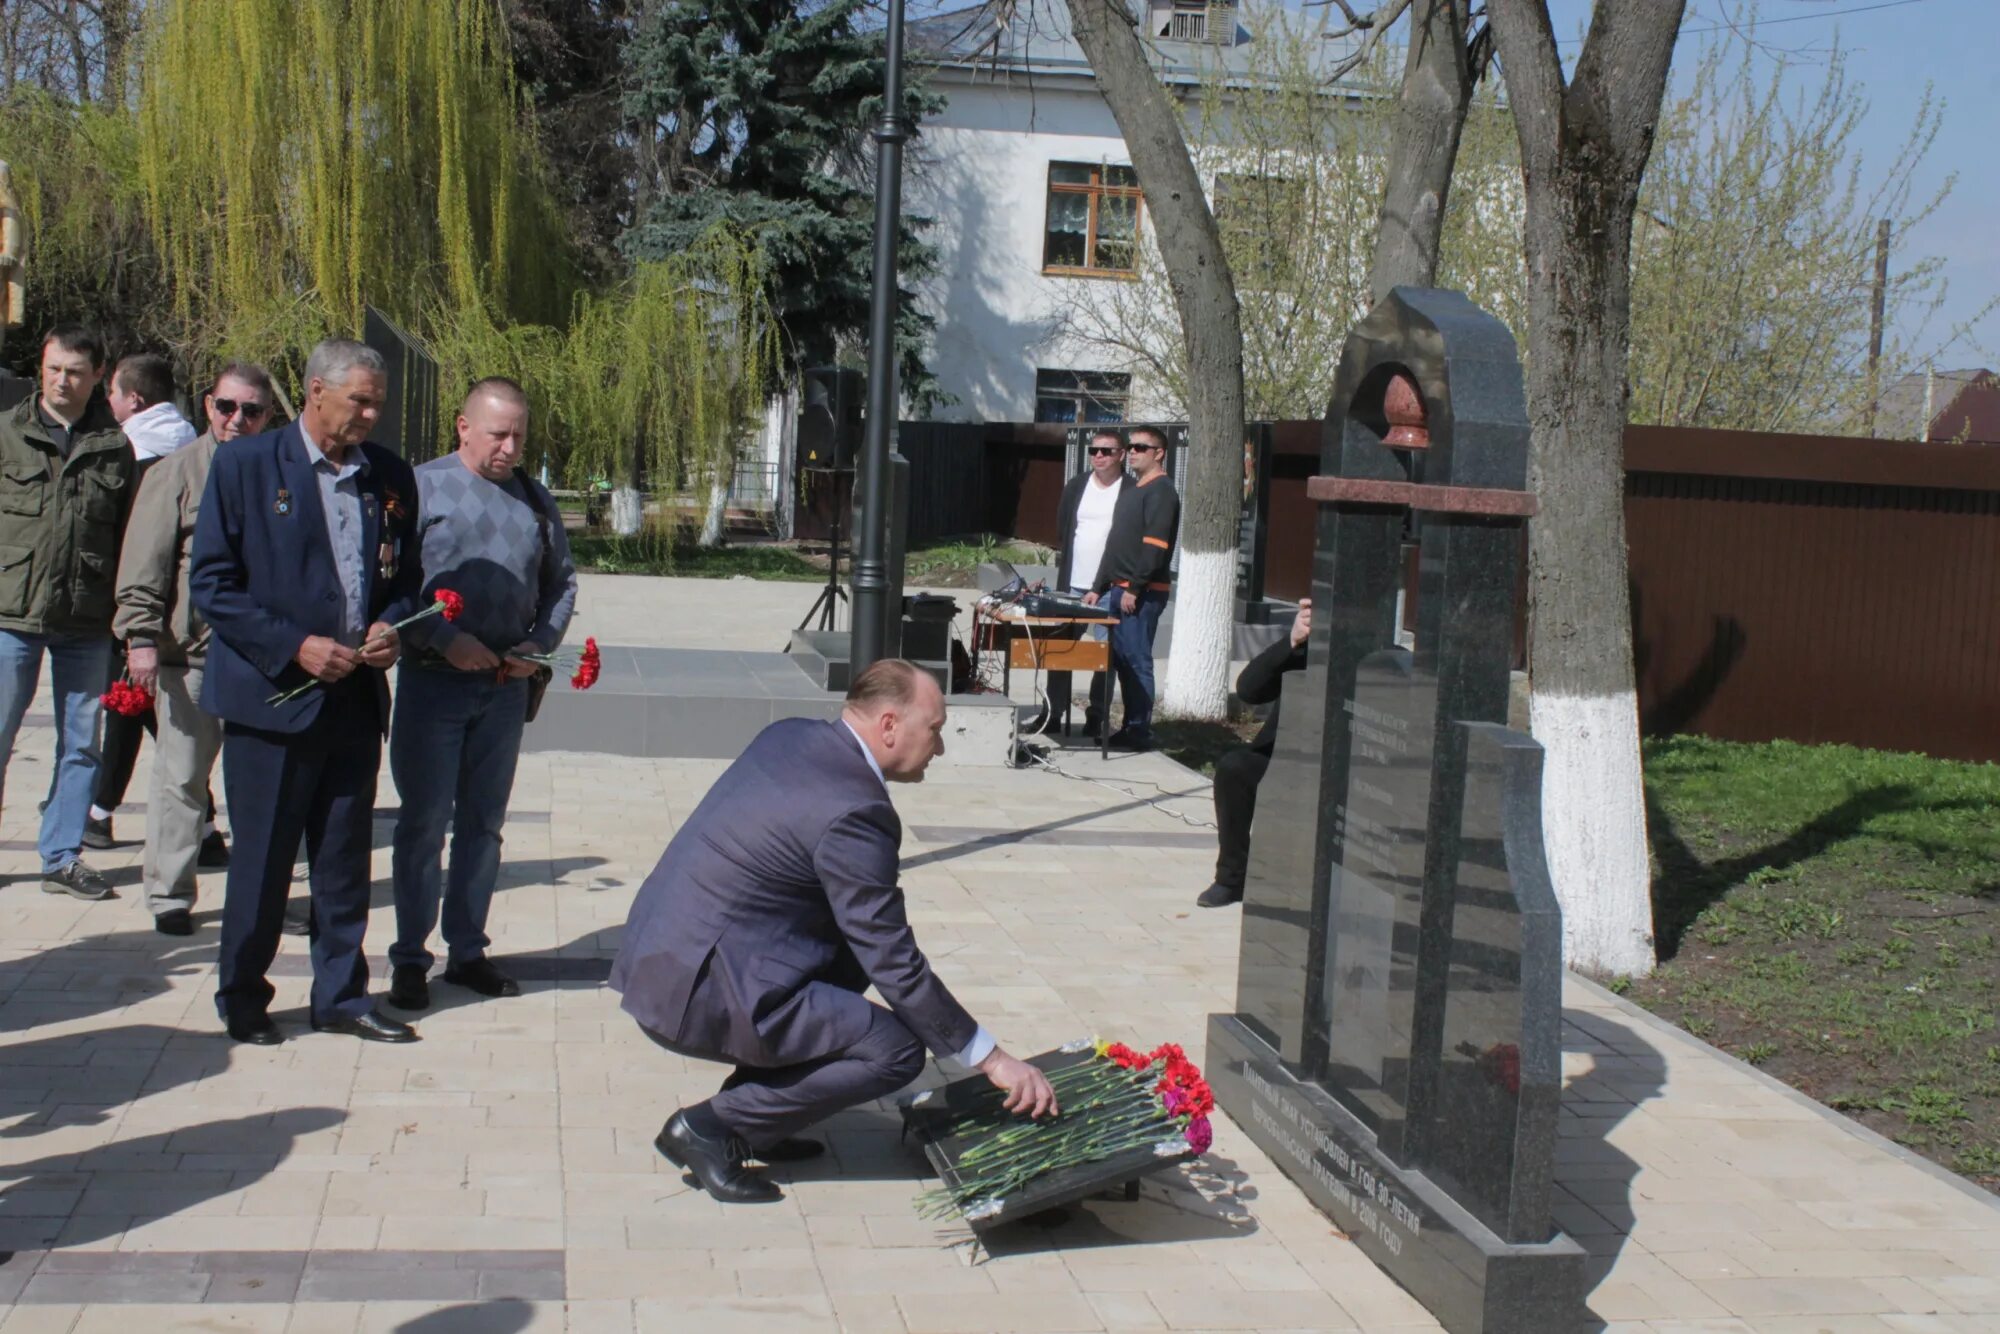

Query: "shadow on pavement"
left=394, top=1298, right=537, bottom=1334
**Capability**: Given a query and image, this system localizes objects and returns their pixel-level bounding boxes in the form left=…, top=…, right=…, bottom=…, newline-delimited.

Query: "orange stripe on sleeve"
left=1142, top=536, right=1170, bottom=549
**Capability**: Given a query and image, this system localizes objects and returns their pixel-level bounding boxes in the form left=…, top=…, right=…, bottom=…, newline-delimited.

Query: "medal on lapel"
left=274, top=488, right=291, bottom=516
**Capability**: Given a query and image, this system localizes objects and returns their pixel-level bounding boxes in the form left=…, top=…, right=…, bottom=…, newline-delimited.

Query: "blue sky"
left=1541, top=0, right=1995, bottom=365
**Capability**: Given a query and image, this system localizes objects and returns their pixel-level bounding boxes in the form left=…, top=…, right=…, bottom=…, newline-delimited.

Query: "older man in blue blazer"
left=190, top=338, right=423, bottom=1046
left=612, top=659, right=1057, bottom=1203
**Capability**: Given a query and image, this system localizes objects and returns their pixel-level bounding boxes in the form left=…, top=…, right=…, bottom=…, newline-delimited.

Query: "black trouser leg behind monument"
left=1206, top=747, right=1271, bottom=906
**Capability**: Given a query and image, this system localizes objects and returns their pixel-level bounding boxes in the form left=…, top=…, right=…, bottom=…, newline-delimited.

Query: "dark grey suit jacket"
left=610, top=717, right=979, bottom=1069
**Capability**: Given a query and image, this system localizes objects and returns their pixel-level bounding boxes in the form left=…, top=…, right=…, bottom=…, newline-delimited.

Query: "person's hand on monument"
left=1290, top=597, right=1312, bottom=649
left=1119, top=590, right=1137, bottom=615
left=444, top=634, right=500, bottom=674
left=357, top=623, right=401, bottom=669
left=296, top=635, right=359, bottom=683
left=978, top=1047, right=1059, bottom=1119
left=126, top=644, right=159, bottom=692
left=1082, top=591, right=1099, bottom=607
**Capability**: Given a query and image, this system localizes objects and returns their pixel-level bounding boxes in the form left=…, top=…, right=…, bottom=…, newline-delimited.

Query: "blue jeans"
left=1108, top=587, right=1169, bottom=736
left=389, top=667, right=528, bottom=971
left=0, top=630, right=114, bottom=872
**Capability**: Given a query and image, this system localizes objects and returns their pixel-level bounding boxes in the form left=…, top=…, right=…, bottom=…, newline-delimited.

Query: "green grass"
left=1634, top=736, right=2000, bottom=1191
left=568, top=533, right=822, bottom=581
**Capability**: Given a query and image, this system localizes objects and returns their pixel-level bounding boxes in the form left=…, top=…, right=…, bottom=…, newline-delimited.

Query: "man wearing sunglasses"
left=113, top=362, right=273, bottom=935
left=1052, top=427, right=1126, bottom=737
left=1090, top=426, right=1179, bottom=751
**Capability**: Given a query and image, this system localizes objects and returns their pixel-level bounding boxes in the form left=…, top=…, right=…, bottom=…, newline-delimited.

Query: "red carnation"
left=1103, top=1042, right=1149, bottom=1071
left=569, top=636, right=601, bottom=691
left=434, top=588, right=464, bottom=622
left=99, top=678, right=152, bottom=717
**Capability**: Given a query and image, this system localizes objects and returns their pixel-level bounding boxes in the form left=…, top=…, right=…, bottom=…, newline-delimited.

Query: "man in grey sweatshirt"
left=387, top=377, right=578, bottom=1009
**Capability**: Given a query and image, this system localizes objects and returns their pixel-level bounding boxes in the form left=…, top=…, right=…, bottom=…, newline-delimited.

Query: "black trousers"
left=214, top=690, right=381, bottom=1025
left=644, top=996, right=926, bottom=1150
left=93, top=698, right=218, bottom=821
left=1213, top=746, right=1272, bottom=890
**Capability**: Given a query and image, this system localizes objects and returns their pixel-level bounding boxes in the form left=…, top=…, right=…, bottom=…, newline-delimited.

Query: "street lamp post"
left=848, top=0, right=910, bottom=678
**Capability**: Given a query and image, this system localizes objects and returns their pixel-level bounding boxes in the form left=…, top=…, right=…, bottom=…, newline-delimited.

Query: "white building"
left=904, top=1, right=1369, bottom=425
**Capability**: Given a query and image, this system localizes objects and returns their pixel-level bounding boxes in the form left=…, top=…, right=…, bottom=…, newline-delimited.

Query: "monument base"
left=1206, top=1015, right=1584, bottom=1334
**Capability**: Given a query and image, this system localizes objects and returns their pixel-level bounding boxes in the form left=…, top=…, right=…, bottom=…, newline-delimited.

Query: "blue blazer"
left=188, top=424, right=422, bottom=734
left=611, top=717, right=979, bottom=1069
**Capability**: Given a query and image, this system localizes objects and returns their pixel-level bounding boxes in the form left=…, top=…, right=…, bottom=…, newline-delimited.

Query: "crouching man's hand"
left=978, top=1047, right=1058, bottom=1119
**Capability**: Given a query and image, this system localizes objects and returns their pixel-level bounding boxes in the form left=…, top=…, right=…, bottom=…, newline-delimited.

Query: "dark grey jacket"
left=610, top=717, right=979, bottom=1068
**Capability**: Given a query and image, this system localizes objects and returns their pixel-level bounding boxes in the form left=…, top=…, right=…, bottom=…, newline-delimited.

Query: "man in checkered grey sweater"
left=386, top=377, right=578, bottom=1010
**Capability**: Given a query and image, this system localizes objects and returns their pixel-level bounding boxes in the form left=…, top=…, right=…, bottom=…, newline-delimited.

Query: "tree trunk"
left=1487, top=0, right=1686, bottom=977
left=1065, top=0, right=1244, bottom=721
left=1366, top=0, right=1474, bottom=302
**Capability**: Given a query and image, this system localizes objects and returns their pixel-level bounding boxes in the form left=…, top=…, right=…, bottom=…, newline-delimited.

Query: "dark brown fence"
left=1624, top=425, right=2000, bottom=762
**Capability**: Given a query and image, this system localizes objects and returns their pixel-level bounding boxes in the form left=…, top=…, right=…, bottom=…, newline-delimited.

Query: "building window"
left=1043, top=162, right=1143, bottom=276
left=1035, top=369, right=1131, bottom=423
left=1214, top=172, right=1303, bottom=289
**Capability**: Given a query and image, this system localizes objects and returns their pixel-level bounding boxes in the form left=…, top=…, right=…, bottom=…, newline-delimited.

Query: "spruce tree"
left=619, top=0, right=941, bottom=404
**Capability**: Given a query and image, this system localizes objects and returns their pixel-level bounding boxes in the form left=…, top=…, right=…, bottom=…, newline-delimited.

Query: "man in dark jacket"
left=1052, top=427, right=1126, bottom=735
left=1199, top=599, right=1310, bottom=908
left=612, top=659, right=1057, bottom=1203
left=190, top=339, right=423, bottom=1046
left=1090, top=425, right=1179, bottom=750
left=0, top=325, right=132, bottom=901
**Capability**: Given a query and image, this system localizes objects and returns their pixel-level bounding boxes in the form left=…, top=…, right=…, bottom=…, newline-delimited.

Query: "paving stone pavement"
left=1, top=574, right=1997, bottom=1332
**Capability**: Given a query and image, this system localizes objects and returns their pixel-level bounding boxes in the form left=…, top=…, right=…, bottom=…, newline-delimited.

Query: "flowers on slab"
left=267, top=588, right=464, bottom=704
left=100, top=677, right=152, bottom=717
left=916, top=1038, right=1215, bottom=1221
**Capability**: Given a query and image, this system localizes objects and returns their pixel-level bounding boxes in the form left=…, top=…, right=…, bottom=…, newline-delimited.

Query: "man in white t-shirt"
left=1052, top=428, right=1127, bottom=737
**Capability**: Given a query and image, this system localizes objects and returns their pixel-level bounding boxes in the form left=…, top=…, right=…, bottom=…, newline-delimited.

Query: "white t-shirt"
left=1069, top=474, right=1123, bottom=590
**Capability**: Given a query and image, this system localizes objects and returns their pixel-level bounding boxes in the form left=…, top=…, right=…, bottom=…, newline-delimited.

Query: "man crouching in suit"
left=611, top=659, right=1058, bottom=1203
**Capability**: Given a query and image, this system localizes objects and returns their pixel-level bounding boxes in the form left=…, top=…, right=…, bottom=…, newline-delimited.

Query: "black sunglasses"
left=1128, top=441, right=1162, bottom=453
left=213, top=398, right=268, bottom=421
left=1087, top=446, right=1121, bottom=456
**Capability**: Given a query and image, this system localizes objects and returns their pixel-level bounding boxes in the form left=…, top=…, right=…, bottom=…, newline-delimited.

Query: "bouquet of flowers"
left=268, top=588, right=463, bottom=704
left=508, top=636, right=600, bottom=691
left=100, top=676, right=152, bottom=717
left=914, top=1038, right=1214, bottom=1222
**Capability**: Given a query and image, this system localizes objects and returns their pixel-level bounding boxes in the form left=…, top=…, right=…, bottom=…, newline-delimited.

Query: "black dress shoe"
left=227, top=1015, right=283, bottom=1046
left=387, top=964, right=431, bottom=1011
left=281, top=900, right=313, bottom=936
left=442, top=957, right=520, bottom=998
left=1105, top=727, right=1152, bottom=752
left=656, top=1111, right=783, bottom=1203
left=1197, top=882, right=1244, bottom=909
left=154, top=907, right=195, bottom=936
left=751, top=1137, right=826, bottom=1163
left=82, top=815, right=114, bottom=849
left=311, top=1009, right=419, bottom=1043
left=197, top=831, right=230, bottom=868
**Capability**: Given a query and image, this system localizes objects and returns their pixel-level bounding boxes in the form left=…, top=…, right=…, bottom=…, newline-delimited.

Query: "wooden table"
left=972, top=603, right=1119, bottom=758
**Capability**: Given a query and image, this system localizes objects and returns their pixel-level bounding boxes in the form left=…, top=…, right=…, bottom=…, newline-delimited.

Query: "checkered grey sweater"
left=403, top=456, right=578, bottom=663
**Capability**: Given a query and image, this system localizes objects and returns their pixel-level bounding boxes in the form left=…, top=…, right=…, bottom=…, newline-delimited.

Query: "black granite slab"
left=1209, top=1014, right=1583, bottom=1334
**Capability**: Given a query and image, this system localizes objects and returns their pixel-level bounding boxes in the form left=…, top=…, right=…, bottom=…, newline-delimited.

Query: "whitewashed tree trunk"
left=698, top=467, right=730, bottom=548
left=1162, top=548, right=1233, bottom=718
left=1488, top=0, right=1687, bottom=978
left=610, top=486, right=643, bottom=536
left=1066, top=0, right=1247, bottom=722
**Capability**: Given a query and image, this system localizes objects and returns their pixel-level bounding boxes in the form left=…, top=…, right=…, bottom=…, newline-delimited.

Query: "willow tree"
left=563, top=228, right=779, bottom=539
left=135, top=0, right=573, bottom=383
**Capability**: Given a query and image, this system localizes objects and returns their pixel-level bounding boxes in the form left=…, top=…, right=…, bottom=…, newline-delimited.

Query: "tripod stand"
left=797, top=467, right=852, bottom=632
